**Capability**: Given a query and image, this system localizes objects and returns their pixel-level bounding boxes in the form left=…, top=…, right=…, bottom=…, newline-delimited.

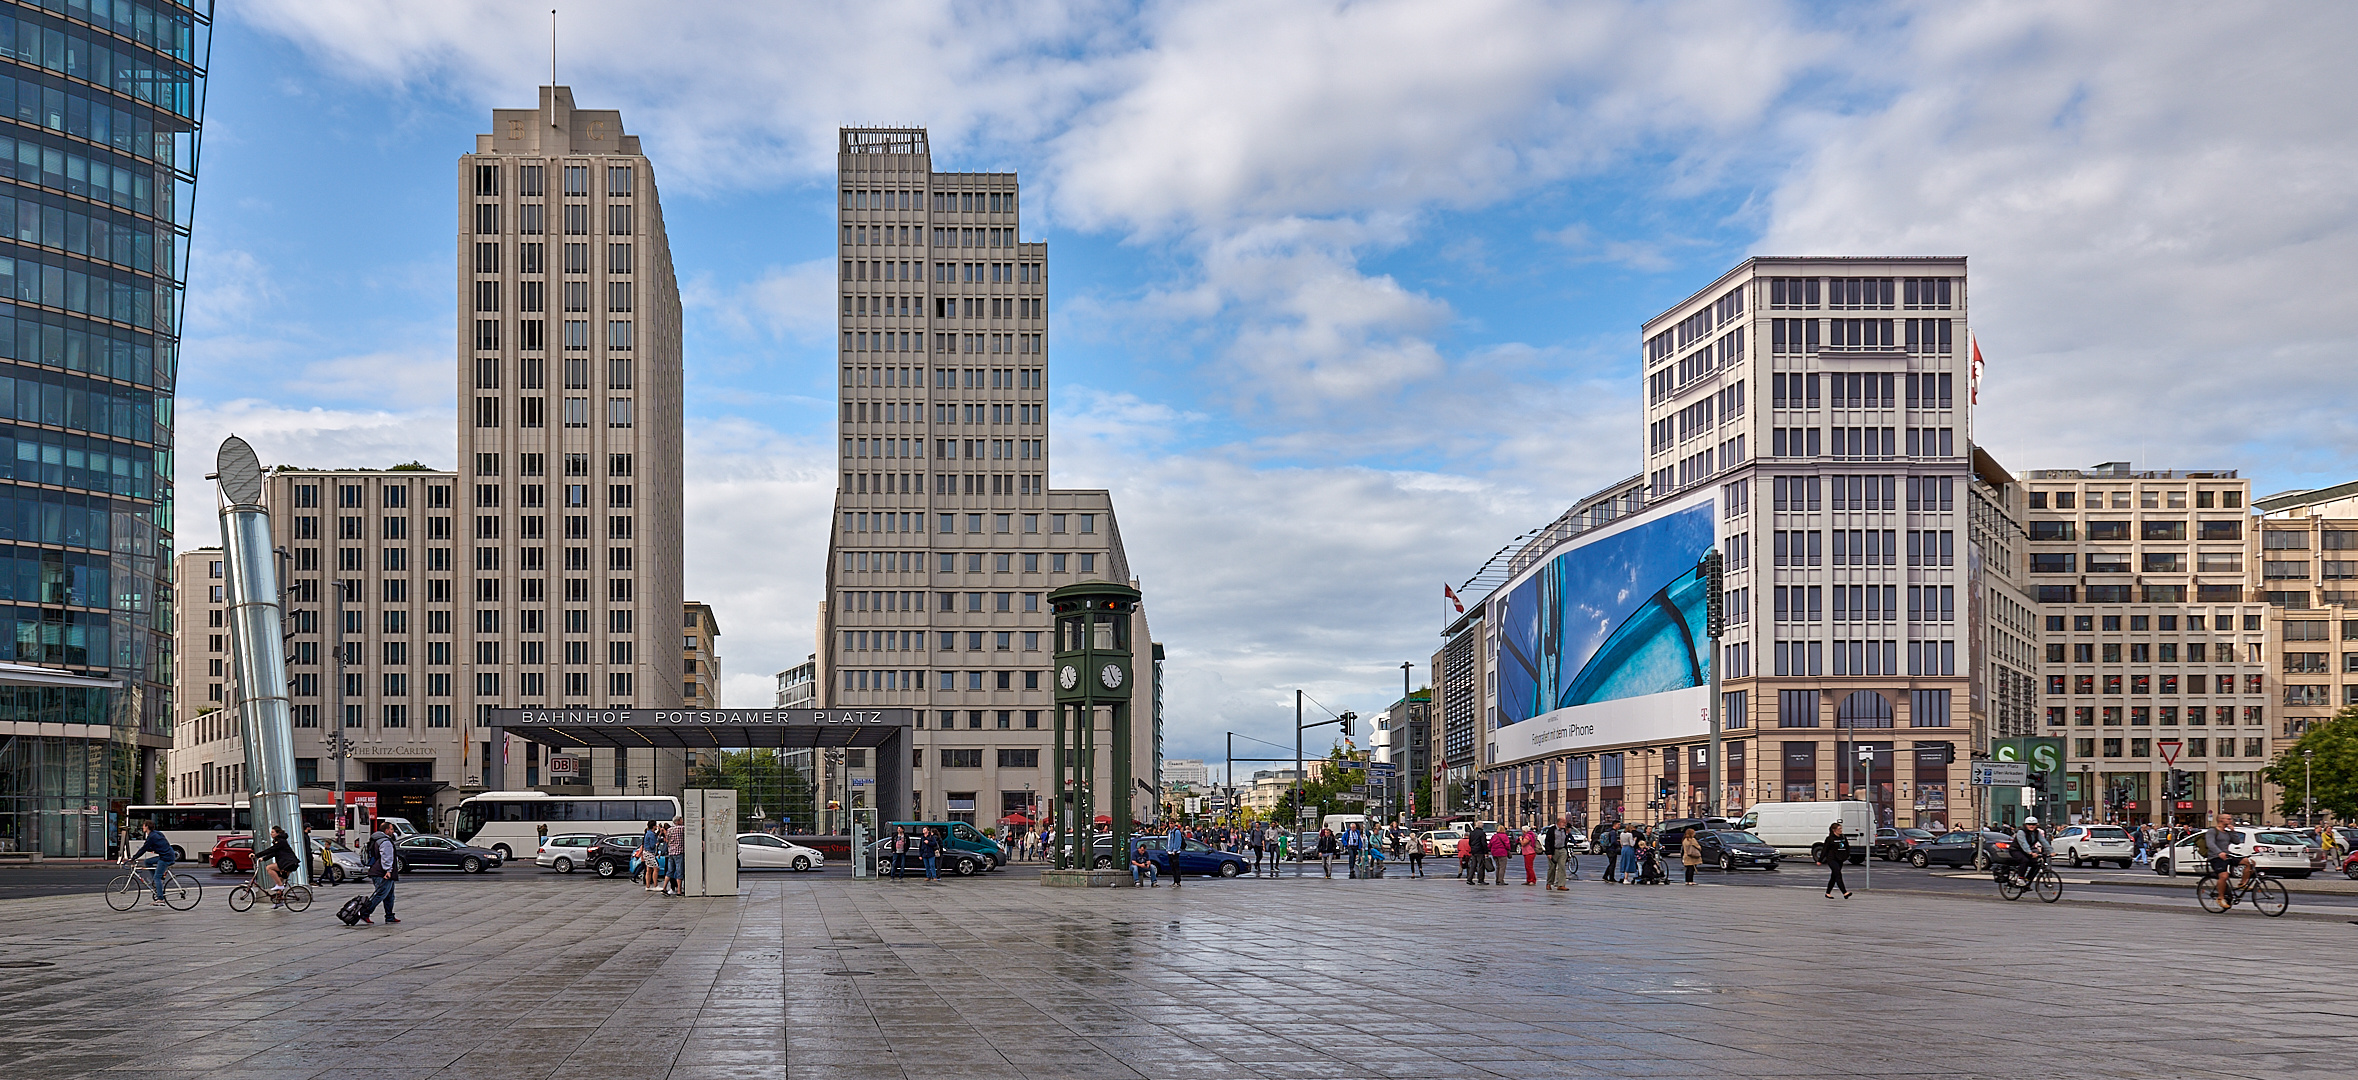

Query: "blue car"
left=1150, top=837, right=1248, bottom=878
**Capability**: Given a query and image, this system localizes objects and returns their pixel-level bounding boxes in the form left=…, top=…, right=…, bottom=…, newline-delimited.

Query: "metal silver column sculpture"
left=217, top=436, right=307, bottom=886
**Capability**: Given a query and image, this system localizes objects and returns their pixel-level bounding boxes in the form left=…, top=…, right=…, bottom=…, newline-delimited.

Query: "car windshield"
left=1717, top=832, right=1766, bottom=844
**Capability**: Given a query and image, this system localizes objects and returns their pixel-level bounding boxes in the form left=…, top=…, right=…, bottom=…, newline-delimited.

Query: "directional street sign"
left=1367, top=762, right=1399, bottom=778
left=1971, top=761, right=2028, bottom=786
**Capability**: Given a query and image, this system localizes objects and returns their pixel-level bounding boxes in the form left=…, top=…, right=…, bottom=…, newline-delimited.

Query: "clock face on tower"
left=1099, top=663, right=1124, bottom=690
left=1058, top=665, right=1078, bottom=690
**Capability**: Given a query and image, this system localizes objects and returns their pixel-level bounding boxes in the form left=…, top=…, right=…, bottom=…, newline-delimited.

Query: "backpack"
left=336, top=895, right=368, bottom=926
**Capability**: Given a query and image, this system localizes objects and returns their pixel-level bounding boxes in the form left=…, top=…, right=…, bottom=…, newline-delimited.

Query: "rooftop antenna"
left=550, top=9, right=557, bottom=88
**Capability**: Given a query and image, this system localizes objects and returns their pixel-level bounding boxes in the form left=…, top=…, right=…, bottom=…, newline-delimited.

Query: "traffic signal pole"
left=1700, top=550, right=1724, bottom=820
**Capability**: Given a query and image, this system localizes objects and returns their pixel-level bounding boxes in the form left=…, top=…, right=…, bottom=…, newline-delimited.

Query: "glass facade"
left=0, top=0, right=206, bottom=855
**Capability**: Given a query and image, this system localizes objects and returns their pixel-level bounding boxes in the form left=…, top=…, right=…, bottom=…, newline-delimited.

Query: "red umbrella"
left=999, top=812, right=1033, bottom=825
left=1093, top=815, right=1112, bottom=825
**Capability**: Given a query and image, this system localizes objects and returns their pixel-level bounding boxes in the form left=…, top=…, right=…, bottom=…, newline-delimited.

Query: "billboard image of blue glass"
left=1490, top=493, right=1717, bottom=766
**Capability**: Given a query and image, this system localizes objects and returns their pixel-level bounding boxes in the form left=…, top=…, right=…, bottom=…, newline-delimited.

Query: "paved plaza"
left=0, top=868, right=2352, bottom=1079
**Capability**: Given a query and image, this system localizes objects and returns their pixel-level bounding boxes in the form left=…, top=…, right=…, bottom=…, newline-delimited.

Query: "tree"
left=2262, top=707, right=2358, bottom=823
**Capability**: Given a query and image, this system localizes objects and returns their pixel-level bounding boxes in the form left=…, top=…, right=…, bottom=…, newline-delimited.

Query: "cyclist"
left=2201, top=812, right=2257, bottom=908
left=254, top=826, right=301, bottom=905
left=2001, top=817, right=2049, bottom=886
left=131, top=820, right=175, bottom=907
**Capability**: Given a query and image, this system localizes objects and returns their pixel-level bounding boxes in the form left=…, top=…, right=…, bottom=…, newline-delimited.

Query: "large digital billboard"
left=1489, top=491, right=1717, bottom=767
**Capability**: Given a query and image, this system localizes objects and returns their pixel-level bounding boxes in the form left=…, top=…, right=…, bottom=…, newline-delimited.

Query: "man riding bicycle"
left=2001, top=817, right=2049, bottom=884
left=254, top=826, right=301, bottom=904
left=131, top=821, right=175, bottom=907
left=2200, top=812, right=2257, bottom=907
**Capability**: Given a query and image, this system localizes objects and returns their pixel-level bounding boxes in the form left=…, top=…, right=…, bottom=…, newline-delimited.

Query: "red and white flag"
left=1443, top=583, right=1464, bottom=615
left=1970, top=335, right=1985, bottom=405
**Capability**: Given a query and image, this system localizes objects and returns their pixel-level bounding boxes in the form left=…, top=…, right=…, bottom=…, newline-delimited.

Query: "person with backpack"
left=354, top=820, right=399, bottom=925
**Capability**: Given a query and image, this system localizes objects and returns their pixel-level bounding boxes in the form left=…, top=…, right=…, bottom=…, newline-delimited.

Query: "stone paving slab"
left=0, top=871, right=2354, bottom=1078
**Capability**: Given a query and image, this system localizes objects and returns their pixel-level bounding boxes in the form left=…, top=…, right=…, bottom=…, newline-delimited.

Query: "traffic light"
left=1700, top=550, right=1726, bottom=639
left=2027, top=771, right=2049, bottom=796
left=1340, top=712, right=1355, bottom=737
left=2166, top=770, right=2190, bottom=800
left=1937, top=744, right=1956, bottom=765
left=1657, top=776, right=1673, bottom=798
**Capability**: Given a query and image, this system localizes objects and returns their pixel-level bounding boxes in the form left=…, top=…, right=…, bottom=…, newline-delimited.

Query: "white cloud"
left=674, top=421, right=841, bottom=707
left=174, top=401, right=455, bottom=548
left=686, top=259, right=840, bottom=346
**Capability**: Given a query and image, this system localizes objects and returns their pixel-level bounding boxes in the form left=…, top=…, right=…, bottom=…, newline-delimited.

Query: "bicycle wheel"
left=226, top=883, right=254, bottom=912
left=281, top=885, right=313, bottom=913
left=2033, top=867, right=2064, bottom=904
left=162, top=873, right=202, bottom=911
left=2196, top=878, right=2229, bottom=913
left=2247, top=877, right=2288, bottom=918
left=1997, top=873, right=2026, bottom=901
left=104, top=874, right=140, bottom=911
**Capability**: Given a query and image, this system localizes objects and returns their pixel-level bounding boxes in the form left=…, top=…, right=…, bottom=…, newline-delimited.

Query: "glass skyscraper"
left=0, top=0, right=207, bottom=855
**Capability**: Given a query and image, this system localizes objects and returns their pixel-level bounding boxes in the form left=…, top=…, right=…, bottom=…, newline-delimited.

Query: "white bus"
left=128, top=804, right=358, bottom=862
left=452, top=791, right=682, bottom=860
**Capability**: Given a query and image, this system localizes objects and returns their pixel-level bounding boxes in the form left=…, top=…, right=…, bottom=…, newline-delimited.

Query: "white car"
left=2155, top=827, right=2326, bottom=879
left=736, top=833, right=825, bottom=871
left=1420, top=829, right=1464, bottom=857
left=535, top=832, right=607, bottom=873
left=2050, top=825, right=2135, bottom=869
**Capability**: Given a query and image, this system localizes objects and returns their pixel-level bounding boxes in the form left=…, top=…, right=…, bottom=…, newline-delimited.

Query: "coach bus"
left=127, top=804, right=358, bottom=862
left=451, top=791, right=682, bottom=860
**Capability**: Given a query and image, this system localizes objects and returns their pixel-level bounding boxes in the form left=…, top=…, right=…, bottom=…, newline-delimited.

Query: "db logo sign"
left=547, top=755, right=581, bottom=777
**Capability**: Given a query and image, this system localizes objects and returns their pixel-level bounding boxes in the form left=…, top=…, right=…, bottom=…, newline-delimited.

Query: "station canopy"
left=488, top=708, right=913, bottom=750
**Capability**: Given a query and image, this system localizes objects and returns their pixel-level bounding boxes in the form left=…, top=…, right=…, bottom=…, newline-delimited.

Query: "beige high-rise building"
left=2251, top=482, right=2358, bottom=809
left=2020, top=466, right=2271, bottom=824
left=682, top=602, right=720, bottom=707
left=823, top=128, right=1155, bottom=828
left=459, top=87, right=686, bottom=784
left=167, top=549, right=233, bottom=800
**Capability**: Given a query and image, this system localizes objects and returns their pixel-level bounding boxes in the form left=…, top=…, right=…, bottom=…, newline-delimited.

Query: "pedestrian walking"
left=355, top=819, right=399, bottom=925
left=1820, top=821, right=1853, bottom=899
left=1316, top=827, right=1338, bottom=878
left=1455, top=833, right=1473, bottom=881
left=1166, top=822, right=1187, bottom=887
left=1465, top=823, right=1488, bottom=884
left=1601, top=825, right=1620, bottom=883
left=661, top=817, right=688, bottom=895
left=1488, top=826, right=1512, bottom=887
left=888, top=825, right=909, bottom=882
left=1249, top=825, right=1266, bottom=876
left=1681, top=830, right=1703, bottom=885
left=1277, top=828, right=1293, bottom=874
left=1545, top=815, right=1575, bottom=889
left=920, top=826, right=942, bottom=884
left=1407, top=833, right=1426, bottom=877
left=639, top=820, right=662, bottom=891
left=1520, top=826, right=1539, bottom=885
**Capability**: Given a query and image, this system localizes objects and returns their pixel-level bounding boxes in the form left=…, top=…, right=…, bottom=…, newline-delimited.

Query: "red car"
left=208, top=835, right=258, bottom=873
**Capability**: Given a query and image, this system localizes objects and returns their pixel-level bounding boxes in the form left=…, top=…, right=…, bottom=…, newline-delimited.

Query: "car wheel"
left=2345, top=862, right=2358, bottom=880
left=1092, top=855, right=1112, bottom=870
left=2067, top=853, right=2084, bottom=868
left=1219, top=861, right=1242, bottom=878
left=595, top=858, right=620, bottom=878
left=2283, top=871, right=2312, bottom=879
left=1766, top=860, right=1779, bottom=871
left=215, top=857, right=235, bottom=873
left=327, top=865, right=346, bottom=885
left=2154, top=858, right=2171, bottom=876
left=492, top=845, right=513, bottom=861
left=792, top=855, right=811, bottom=871
left=1973, top=851, right=1990, bottom=872
left=955, top=857, right=979, bottom=877
left=460, top=856, right=483, bottom=874
left=396, top=860, right=411, bottom=875
left=1909, top=852, right=1929, bottom=869
left=2115, top=859, right=2131, bottom=870
left=553, top=857, right=573, bottom=874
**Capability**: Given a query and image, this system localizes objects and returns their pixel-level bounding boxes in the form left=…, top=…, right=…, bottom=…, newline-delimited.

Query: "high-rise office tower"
left=825, top=128, right=1155, bottom=828
left=458, top=87, right=685, bottom=788
left=0, top=0, right=209, bottom=853
left=1637, top=258, right=1974, bottom=827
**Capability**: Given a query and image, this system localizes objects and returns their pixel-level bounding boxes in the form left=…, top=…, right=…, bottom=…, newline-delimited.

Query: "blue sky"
left=183, top=2, right=2358, bottom=777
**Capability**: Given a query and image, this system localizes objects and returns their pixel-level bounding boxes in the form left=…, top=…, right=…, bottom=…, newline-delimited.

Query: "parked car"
left=1654, top=818, right=1736, bottom=851
left=1695, top=829, right=1780, bottom=871
left=737, top=833, right=825, bottom=871
left=870, top=838, right=988, bottom=877
left=1872, top=828, right=1937, bottom=861
left=2153, top=827, right=2325, bottom=878
left=886, top=821, right=1005, bottom=870
left=535, top=832, right=607, bottom=873
left=588, top=834, right=644, bottom=879
left=392, top=834, right=504, bottom=874
left=1158, top=837, right=1249, bottom=878
left=209, top=835, right=357, bottom=882
left=2049, top=824, right=2135, bottom=869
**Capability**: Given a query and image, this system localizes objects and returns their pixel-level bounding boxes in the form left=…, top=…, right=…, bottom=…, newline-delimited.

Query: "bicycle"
left=1993, top=856, right=2063, bottom=903
left=226, top=869, right=313, bottom=913
left=2196, top=861, right=2287, bottom=917
left=105, top=857, right=201, bottom=911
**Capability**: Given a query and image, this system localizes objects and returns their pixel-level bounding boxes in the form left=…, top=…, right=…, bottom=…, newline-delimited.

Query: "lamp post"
left=1293, top=690, right=1354, bottom=837
left=2303, top=749, right=2314, bottom=827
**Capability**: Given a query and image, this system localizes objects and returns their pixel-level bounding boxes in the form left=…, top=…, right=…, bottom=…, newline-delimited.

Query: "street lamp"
left=2303, top=749, right=2314, bottom=827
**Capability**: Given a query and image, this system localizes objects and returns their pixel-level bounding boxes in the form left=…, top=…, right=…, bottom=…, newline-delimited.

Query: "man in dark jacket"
left=1545, top=814, right=1576, bottom=889
left=1600, top=824, right=1621, bottom=883
left=1315, top=827, right=1338, bottom=878
left=1465, top=824, right=1488, bottom=884
left=134, top=822, right=175, bottom=906
left=356, top=820, right=400, bottom=925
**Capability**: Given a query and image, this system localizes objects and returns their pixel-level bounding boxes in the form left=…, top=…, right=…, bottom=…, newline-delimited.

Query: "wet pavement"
left=0, top=862, right=2352, bottom=1078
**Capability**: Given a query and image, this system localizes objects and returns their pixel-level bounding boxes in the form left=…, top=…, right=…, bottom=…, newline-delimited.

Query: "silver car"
left=2050, top=824, right=2135, bottom=869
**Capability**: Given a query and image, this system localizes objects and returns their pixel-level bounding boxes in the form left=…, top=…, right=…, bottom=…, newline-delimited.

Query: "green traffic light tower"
left=1050, top=581, right=1141, bottom=871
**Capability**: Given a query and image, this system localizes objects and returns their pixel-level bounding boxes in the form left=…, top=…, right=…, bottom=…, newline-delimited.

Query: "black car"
left=869, top=839, right=988, bottom=877
left=588, top=834, right=645, bottom=878
left=1874, top=827, right=1937, bottom=861
left=1694, top=829, right=1780, bottom=871
left=1899, top=830, right=1991, bottom=869
left=392, top=834, right=504, bottom=873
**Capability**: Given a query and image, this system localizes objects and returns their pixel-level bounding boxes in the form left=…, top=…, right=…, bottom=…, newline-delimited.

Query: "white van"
left=1738, top=801, right=1870, bottom=864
